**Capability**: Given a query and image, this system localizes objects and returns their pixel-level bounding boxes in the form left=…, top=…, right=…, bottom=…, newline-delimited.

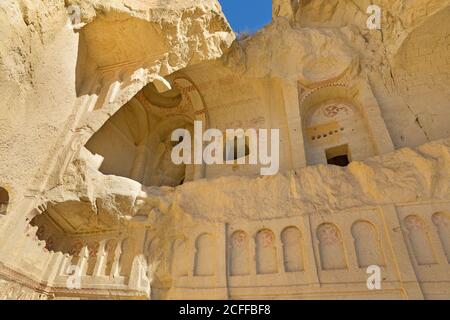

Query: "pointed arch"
left=86, top=241, right=100, bottom=276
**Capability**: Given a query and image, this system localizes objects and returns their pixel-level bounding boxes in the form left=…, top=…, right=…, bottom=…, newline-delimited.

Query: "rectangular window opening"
left=326, top=144, right=350, bottom=167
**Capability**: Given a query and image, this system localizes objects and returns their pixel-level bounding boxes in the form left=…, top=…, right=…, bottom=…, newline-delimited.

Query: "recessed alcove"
left=326, top=144, right=350, bottom=167
left=84, top=76, right=206, bottom=187
left=0, top=187, right=9, bottom=215
left=299, top=85, right=378, bottom=166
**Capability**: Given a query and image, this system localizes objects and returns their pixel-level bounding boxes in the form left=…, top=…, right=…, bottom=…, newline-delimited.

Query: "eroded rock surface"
left=0, top=0, right=449, bottom=300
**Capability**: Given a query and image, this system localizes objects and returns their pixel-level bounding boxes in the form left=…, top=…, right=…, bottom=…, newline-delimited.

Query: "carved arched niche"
left=256, top=229, right=278, bottom=274
left=145, top=237, right=163, bottom=275
left=404, top=215, right=436, bottom=266
left=69, top=239, right=84, bottom=266
left=194, top=233, right=216, bottom=276
left=281, top=226, right=304, bottom=272
left=317, top=223, right=347, bottom=270
left=392, top=7, right=450, bottom=145
left=230, top=231, right=250, bottom=276
left=351, top=221, right=384, bottom=268
left=119, top=238, right=134, bottom=277
left=432, top=212, right=450, bottom=263
left=105, top=239, right=118, bottom=276
left=300, top=86, right=377, bottom=166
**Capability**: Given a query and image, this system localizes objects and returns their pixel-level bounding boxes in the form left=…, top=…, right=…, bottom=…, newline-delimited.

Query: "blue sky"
left=218, top=0, right=272, bottom=33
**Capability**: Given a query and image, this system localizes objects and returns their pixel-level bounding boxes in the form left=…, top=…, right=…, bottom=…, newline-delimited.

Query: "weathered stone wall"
left=0, top=0, right=449, bottom=300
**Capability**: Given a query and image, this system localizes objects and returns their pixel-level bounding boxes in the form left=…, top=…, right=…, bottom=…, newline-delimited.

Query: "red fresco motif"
left=88, top=242, right=100, bottom=257
left=45, top=237, right=54, bottom=251
left=323, top=104, right=351, bottom=118
left=70, top=240, right=83, bottom=257
left=318, top=224, right=340, bottom=246
left=260, top=230, right=275, bottom=248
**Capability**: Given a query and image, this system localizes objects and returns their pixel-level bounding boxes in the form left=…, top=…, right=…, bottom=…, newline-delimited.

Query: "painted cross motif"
left=318, top=224, right=340, bottom=245
left=260, top=230, right=275, bottom=248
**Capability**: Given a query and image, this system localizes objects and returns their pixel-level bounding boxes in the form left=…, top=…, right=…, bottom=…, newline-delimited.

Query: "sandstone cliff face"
left=42, top=136, right=450, bottom=229
left=0, top=0, right=234, bottom=211
left=269, top=0, right=450, bottom=148
left=0, top=0, right=234, bottom=299
left=0, top=0, right=449, bottom=300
